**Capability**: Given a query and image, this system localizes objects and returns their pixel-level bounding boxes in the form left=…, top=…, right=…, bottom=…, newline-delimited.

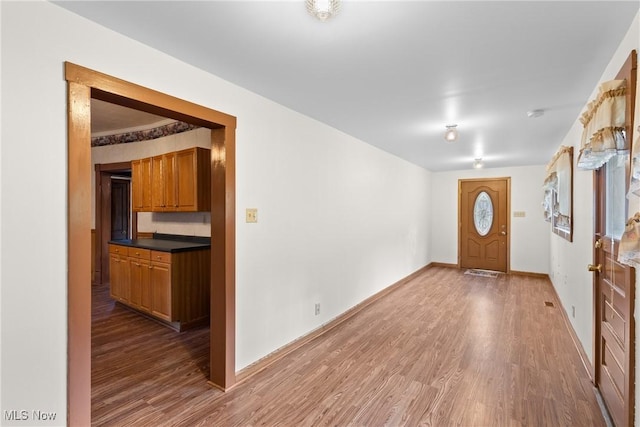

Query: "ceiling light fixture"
left=473, top=158, right=483, bottom=169
left=527, top=109, right=545, bottom=118
left=444, top=124, right=458, bottom=142
left=307, top=0, right=340, bottom=22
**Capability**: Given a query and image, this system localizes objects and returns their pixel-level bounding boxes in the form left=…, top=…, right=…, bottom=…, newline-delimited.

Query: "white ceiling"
left=91, top=99, right=169, bottom=135
left=55, top=1, right=639, bottom=171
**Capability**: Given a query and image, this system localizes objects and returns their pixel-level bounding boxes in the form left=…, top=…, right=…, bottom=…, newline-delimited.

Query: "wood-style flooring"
left=92, top=266, right=605, bottom=426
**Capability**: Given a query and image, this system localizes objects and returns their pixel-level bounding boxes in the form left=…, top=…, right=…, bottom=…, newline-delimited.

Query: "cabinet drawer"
left=109, top=244, right=128, bottom=255
left=128, top=247, right=151, bottom=259
left=151, top=251, right=171, bottom=264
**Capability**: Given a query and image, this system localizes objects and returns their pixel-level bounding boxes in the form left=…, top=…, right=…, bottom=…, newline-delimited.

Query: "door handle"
left=500, top=231, right=507, bottom=236
left=595, top=239, right=602, bottom=249
left=588, top=264, right=602, bottom=273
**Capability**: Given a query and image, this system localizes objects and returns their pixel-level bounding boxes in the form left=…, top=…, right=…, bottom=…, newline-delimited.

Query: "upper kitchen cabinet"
left=175, top=147, right=210, bottom=212
left=133, top=147, right=211, bottom=212
left=132, top=157, right=152, bottom=212
left=152, top=151, right=177, bottom=212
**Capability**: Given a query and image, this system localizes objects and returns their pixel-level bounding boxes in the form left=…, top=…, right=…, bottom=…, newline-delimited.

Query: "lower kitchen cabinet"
left=108, top=243, right=210, bottom=331
left=109, top=244, right=130, bottom=303
left=150, top=256, right=172, bottom=321
left=128, top=247, right=151, bottom=313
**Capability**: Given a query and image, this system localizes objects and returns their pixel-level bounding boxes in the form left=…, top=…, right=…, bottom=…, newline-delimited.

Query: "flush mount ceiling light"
left=527, top=109, right=545, bottom=118
left=307, top=0, right=340, bottom=22
left=473, top=158, right=483, bottom=169
left=444, top=124, right=458, bottom=142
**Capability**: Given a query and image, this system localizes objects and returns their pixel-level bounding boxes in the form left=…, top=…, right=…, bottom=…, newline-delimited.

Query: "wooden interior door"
left=459, top=178, right=510, bottom=272
left=594, top=154, right=635, bottom=427
left=110, top=178, right=130, bottom=241
left=592, top=50, right=636, bottom=427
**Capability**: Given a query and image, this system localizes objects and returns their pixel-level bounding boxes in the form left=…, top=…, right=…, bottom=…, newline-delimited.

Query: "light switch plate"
left=246, top=208, right=258, bottom=223
left=513, top=211, right=526, bottom=218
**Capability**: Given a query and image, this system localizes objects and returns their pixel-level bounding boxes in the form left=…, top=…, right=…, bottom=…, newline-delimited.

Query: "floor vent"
left=544, top=301, right=555, bottom=307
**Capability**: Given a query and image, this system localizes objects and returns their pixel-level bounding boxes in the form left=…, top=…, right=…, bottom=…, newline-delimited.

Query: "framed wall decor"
left=544, top=146, right=573, bottom=242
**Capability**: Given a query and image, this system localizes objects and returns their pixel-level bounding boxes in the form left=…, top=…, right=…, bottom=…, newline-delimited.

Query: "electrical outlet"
left=315, top=303, right=320, bottom=316
left=572, top=306, right=576, bottom=318
left=246, top=208, right=258, bottom=223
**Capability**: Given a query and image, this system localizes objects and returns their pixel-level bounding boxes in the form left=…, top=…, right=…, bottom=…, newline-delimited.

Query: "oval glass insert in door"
left=473, top=191, right=493, bottom=236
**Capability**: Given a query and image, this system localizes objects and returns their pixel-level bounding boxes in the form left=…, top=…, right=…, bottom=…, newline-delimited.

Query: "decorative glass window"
left=473, top=191, right=493, bottom=236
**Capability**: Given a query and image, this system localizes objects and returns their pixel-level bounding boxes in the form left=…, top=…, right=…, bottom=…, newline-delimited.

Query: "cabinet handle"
left=157, top=256, right=162, bottom=259
left=148, top=265, right=153, bottom=269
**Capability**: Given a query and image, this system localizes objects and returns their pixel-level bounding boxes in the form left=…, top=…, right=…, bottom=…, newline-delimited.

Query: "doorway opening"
left=95, top=162, right=136, bottom=285
left=66, top=62, right=237, bottom=425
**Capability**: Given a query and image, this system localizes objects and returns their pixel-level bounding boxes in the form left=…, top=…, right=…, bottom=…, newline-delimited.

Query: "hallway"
left=92, top=266, right=605, bottom=426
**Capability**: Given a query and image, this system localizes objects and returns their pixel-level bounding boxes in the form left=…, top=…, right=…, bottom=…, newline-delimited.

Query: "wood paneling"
left=92, top=266, right=605, bottom=426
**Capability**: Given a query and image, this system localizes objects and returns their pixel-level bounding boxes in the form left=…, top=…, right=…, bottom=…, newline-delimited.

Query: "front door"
left=459, top=178, right=510, bottom=272
left=593, top=153, right=635, bottom=427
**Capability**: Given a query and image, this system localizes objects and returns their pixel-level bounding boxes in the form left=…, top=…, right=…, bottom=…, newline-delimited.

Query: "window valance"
left=577, top=79, right=627, bottom=170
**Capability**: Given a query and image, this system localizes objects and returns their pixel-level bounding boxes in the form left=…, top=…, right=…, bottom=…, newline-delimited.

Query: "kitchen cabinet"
left=150, top=252, right=172, bottom=321
left=128, top=247, right=151, bottom=313
left=151, top=152, right=177, bottom=212
left=108, top=240, right=210, bottom=331
left=133, top=147, right=210, bottom=213
left=108, top=244, right=130, bottom=303
left=132, top=157, right=152, bottom=212
left=174, top=147, right=210, bottom=212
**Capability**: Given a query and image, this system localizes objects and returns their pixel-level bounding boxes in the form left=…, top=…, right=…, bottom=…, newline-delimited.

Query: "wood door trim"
left=66, top=62, right=237, bottom=426
left=457, top=177, right=511, bottom=273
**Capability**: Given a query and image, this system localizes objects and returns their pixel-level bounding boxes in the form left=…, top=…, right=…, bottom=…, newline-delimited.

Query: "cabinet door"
left=176, top=147, right=210, bottom=211
left=109, top=252, right=122, bottom=300
left=176, top=148, right=197, bottom=211
left=109, top=245, right=130, bottom=303
left=129, top=257, right=151, bottom=313
left=140, top=259, right=152, bottom=313
left=151, top=261, right=172, bottom=321
left=164, top=152, right=178, bottom=211
left=151, top=155, right=165, bottom=211
left=131, top=159, right=143, bottom=211
left=132, top=157, right=153, bottom=212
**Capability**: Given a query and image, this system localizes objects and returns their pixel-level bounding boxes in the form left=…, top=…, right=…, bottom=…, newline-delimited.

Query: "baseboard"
left=428, top=262, right=549, bottom=279
left=428, top=262, right=458, bottom=269
left=509, top=270, right=550, bottom=279
left=547, top=277, right=594, bottom=382
left=235, top=264, right=432, bottom=385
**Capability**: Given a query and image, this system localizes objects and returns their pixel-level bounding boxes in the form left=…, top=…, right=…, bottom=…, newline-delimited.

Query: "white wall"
left=431, top=165, right=550, bottom=274
left=0, top=1, right=432, bottom=423
left=545, top=10, right=640, bottom=425
left=92, top=127, right=212, bottom=237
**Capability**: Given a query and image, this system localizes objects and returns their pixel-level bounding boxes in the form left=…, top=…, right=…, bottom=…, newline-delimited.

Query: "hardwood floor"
left=92, top=266, right=605, bottom=426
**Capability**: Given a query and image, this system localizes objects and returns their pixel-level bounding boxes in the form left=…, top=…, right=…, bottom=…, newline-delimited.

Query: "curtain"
left=576, top=79, right=627, bottom=170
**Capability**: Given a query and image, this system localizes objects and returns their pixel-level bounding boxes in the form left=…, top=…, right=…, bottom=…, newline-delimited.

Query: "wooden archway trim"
left=65, top=62, right=236, bottom=426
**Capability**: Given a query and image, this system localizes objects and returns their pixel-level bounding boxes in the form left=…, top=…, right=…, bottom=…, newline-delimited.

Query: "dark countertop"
left=109, top=234, right=210, bottom=253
